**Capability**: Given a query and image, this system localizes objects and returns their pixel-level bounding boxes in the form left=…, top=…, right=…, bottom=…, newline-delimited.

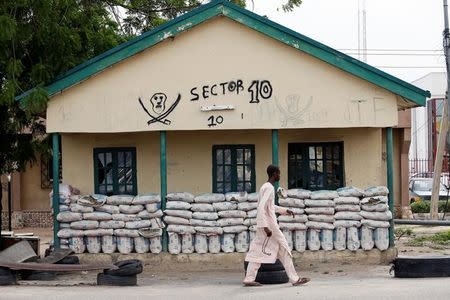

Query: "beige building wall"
left=20, top=161, right=51, bottom=210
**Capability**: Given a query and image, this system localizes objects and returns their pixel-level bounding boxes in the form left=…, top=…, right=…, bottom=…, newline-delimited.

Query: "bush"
left=410, top=200, right=450, bottom=213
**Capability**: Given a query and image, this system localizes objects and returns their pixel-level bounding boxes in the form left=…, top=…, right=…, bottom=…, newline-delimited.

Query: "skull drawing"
left=150, top=93, right=167, bottom=115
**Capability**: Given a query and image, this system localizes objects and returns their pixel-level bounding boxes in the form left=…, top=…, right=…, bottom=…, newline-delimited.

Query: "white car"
left=409, top=177, right=449, bottom=202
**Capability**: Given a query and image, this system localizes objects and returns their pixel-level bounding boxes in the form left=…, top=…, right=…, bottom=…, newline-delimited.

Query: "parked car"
left=409, top=177, right=450, bottom=202
left=410, top=172, right=450, bottom=187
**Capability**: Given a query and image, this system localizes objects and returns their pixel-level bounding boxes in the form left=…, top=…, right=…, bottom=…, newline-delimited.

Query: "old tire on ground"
left=20, top=271, right=56, bottom=281
left=393, top=256, right=450, bottom=278
left=0, top=267, right=12, bottom=276
left=97, top=273, right=137, bottom=286
left=56, top=255, right=80, bottom=265
left=255, top=270, right=289, bottom=284
left=0, top=268, right=16, bottom=286
left=104, top=259, right=143, bottom=276
left=244, top=260, right=285, bottom=272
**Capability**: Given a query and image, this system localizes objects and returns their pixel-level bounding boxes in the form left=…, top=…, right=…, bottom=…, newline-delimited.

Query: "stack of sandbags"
left=360, top=186, right=392, bottom=251
left=305, top=190, right=338, bottom=251
left=333, top=187, right=364, bottom=251
left=193, top=193, right=226, bottom=253
left=246, top=193, right=259, bottom=242
left=164, top=192, right=195, bottom=254
left=278, top=189, right=309, bottom=252
left=226, top=192, right=254, bottom=253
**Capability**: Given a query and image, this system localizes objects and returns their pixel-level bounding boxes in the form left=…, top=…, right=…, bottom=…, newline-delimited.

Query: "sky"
left=246, top=0, right=447, bottom=83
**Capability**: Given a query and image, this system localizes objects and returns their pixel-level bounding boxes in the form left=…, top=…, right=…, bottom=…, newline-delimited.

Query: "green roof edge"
left=16, top=0, right=430, bottom=106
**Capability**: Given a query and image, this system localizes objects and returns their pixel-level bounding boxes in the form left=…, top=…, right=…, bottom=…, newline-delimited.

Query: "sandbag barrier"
left=55, top=186, right=392, bottom=254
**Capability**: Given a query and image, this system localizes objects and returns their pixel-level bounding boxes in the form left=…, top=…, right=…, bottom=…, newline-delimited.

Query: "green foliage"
left=395, top=227, right=413, bottom=241
left=410, top=200, right=450, bottom=213
left=280, top=0, right=302, bottom=12
left=408, top=230, right=450, bottom=247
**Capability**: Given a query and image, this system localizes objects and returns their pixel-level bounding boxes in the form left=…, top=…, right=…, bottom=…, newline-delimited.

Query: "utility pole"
left=431, top=0, right=450, bottom=219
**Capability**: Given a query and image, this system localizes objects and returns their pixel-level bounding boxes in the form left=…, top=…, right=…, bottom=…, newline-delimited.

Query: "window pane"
left=245, top=182, right=252, bottom=192
left=118, top=152, right=124, bottom=167
left=119, top=185, right=125, bottom=194
left=245, top=167, right=251, bottom=181
left=316, top=147, right=323, bottom=159
left=325, top=146, right=332, bottom=159
left=216, top=182, right=223, bottom=193
left=99, top=185, right=106, bottom=194
left=237, top=182, right=244, bottom=192
left=125, top=152, right=132, bottom=167
left=237, top=166, right=244, bottom=181
left=107, top=185, right=114, bottom=195
left=225, top=182, right=232, bottom=193
left=245, top=149, right=252, bottom=164
left=317, top=161, right=323, bottom=173
left=333, top=145, right=340, bottom=159
left=224, top=149, right=231, bottom=164
left=217, top=166, right=223, bottom=181
left=126, top=169, right=133, bottom=183
left=309, top=160, right=316, bottom=172
left=237, top=149, right=244, bottom=164
left=216, top=149, right=223, bottom=164
left=309, top=147, right=315, bottom=159
left=225, top=166, right=232, bottom=182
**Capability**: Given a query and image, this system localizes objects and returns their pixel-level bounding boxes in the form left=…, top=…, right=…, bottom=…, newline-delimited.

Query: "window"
left=94, top=147, right=137, bottom=196
left=40, top=143, right=62, bottom=189
left=288, top=143, right=344, bottom=190
left=213, top=145, right=255, bottom=193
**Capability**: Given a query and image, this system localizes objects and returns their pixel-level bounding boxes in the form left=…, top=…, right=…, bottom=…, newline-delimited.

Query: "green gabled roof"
left=16, top=0, right=430, bottom=105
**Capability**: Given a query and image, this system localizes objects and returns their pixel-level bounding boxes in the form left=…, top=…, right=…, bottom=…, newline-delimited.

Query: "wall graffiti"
left=138, top=93, right=181, bottom=125
left=208, top=115, right=224, bottom=127
left=275, top=94, right=314, bottom=127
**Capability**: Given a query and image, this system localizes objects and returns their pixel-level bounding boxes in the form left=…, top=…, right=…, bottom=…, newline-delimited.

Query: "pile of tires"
left=97, top=259, right=143, bottom=286
left=19, top=255, right=80, bottom=281
left=393, top=256, right=450, bottom=278
left=244, top=260, right=289, bottom=284
left=0, top=267, right=16, bottom=286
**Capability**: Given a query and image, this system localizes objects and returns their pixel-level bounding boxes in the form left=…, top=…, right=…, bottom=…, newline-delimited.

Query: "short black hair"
left=267, top=165, right=280, bottom=178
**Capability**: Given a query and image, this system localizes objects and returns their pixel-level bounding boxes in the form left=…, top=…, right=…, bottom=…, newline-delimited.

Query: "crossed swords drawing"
left=138, top=94, right=181, bottom=125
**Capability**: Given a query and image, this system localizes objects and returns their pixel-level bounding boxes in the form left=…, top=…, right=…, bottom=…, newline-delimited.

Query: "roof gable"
left=17, top=0, right=430, bottom=106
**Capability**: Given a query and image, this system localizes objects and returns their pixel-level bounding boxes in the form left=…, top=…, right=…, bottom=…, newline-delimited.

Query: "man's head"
left=267, top=164, right=280, bottom=182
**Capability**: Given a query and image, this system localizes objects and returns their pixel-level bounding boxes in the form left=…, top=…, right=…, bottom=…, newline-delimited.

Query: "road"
left=1, top=265, right=449, bottom=300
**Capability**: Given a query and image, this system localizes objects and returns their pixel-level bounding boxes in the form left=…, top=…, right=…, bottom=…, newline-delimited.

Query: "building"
left=11, top=0, right=429, bottom=235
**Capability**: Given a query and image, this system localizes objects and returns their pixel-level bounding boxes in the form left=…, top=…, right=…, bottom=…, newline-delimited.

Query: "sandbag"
left=221, top=233, right=235, bottom=253
left=247, top=209, right=257, bottom=218
left=334, top=220, right=361, bottom=228
left=337, top=186, right=364, bottom=197
left=306, top=221, right=335, bottom=230
left=167, top=224, right=196, bottom=234
left=69, top=237, right=85, bottom=254
left=360, top=196, right=388, bottom=205
left=106, top=195, right=133, bottom=205
left=150, top=236, right=162, bottom=253
left=70, top=220, right=99, bottom=230
left=95, top=204, right=120, bottom=214
left=59, top=205, right=70, bottom=212
left=145, top=203, right=161, bottom=213
left=374, top=228, right=389, bottom=250
left=225, top=192, right=248, bottom=203
left=102, top=236, right=117, bottom=253
left=163, top=216, right=190, bottom=225
left=307, top=229, right=321, bottom=251
left=335, top=211, right=363, bottom=221
left=126, top=220, right=152, bottom=229
left=305, top=199, right=335, bottom=207
left=305, top=207, right=335, bottom=215
left=217, top=218, right=244, bottom=227
left=190, top=219, right=218, bottom=227
left=181, top=234, right=195, bottom=254
left=278, top=215, right=308, bottom=223
left=99, top=220, right=125, bottom=229
left=168, top=233, right=181, bottom=254
left=70, top=204, right=94, bottom=213
left=117, top=236, right=134, bottom=254
left=306, top=214, right=334, bottom=223
left=166, top=192, right=195, bottom=203
left=134, top=237, right=150, bottom=253
left=208, top=235, right=221, bottom=253
left=57, top=212, right=82, bottom=223
left=86, top=236, right=102, bottom=254
left=235, top=231, right=249, bottom=253
left=310, top=190, right=339, bottom=200
left=364, top=186, right=389, bottom=197
left=132, top=193, right=161, bottom=205
left=213, top=202, right=238, bottom=211
left=192, top=212, right=219, bottom=220
left=360, top=219, right=390, bottom=228
left=243, top=218, right=257, bottom=226
left=112, top=214, right=141, bottom=222
left=194, top=193, right=225, bottom=203
left=334, top=197, right=360, bottom=205
left=361, top=203, right=389, bottom=212
left=248, top=225, right=257, bottom=232
left=293, top=230, right=306, bottom=252
left=165, top=209, right=193, bottom=219
left=334, top=227, right=347, bottom=250
left=57, top=229, right=84, bottom=238
left=191, top=203, right=214, bottom=212
left=114, top=229, right=140, bottom=238
left=150, top=218, right=164, bottom=229
left=195, top=226, right=223, bottom=235
left=321, top=229, right=334, bottom=251
left=195, top=234, right=208, bottom=254
left=138, top=209, right=163, bottom=219
left=282, top=229, right=293, bottom=251
left=287, top=189, right=311, bottom=199
left=237, top=202, right=259, bottom=211
left=59, top=223, right=71, bottom=229
left=284, top=207, right=305, bottom=215
left=346, top=227, right=360, bottom=251
left=119, top=205, right=144, bottom=214
left=83, top=212, right=113, bottom=221
left=218, top=210, right=247, bottom=218
left=222, top=225, right=247, bottom=234
left=84, top=229, right=114, bottom=236
left=361, top=226, right=374, bottom=250
left=359, top=210, right=392, bottom=221
left=279, top=198, right=305, bottom=208
left=247, top=193, right=259, bottom=202
left=335, top=205, right=361, bottom=212
left=279, top=223, right=307, bottom=231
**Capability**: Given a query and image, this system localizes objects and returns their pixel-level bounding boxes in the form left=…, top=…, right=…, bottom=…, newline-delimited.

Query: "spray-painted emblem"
left=139, top=93, right=181, bottom=125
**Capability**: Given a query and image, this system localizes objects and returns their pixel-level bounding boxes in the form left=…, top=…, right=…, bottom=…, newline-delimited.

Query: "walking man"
left=243, top=165, right=310, bottom=287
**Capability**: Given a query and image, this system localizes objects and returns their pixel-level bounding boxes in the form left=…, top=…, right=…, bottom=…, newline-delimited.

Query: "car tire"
left=255, top=270, right=289, bottom=284
left=97, top=273, right=137, bottom=286
left=0, top=273, right=17, bottom=286
left=20, top=271, right=56, bottom=281
left=393, top=256, right=450, bottom=278
left=244, top=259, right=285, bottom=272
left=56, top=255, right=80, bottom=265
left=104, top=259, right=143, bottom=276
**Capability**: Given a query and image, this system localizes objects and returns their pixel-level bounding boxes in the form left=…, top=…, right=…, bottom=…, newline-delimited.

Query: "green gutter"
left=160, top=131, right=168, bottom=252
left=272, top=129, right=279, bottom=205
left=52, top=133, right=61, bottom=249
left=386, top=127, right=395, bottom=247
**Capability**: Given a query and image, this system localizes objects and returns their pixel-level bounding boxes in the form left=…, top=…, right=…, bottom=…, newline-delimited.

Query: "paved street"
left=2, top=265, right=449, bottom=300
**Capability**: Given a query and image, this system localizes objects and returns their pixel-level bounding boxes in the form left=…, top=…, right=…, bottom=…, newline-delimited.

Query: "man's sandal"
left=243, top=281, right=263, bottom=287
left=292, top=277, right=310, bottom=286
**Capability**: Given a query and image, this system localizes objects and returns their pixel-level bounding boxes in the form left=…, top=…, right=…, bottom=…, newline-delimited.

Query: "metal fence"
left=409, top=157, right=450, bottom=179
